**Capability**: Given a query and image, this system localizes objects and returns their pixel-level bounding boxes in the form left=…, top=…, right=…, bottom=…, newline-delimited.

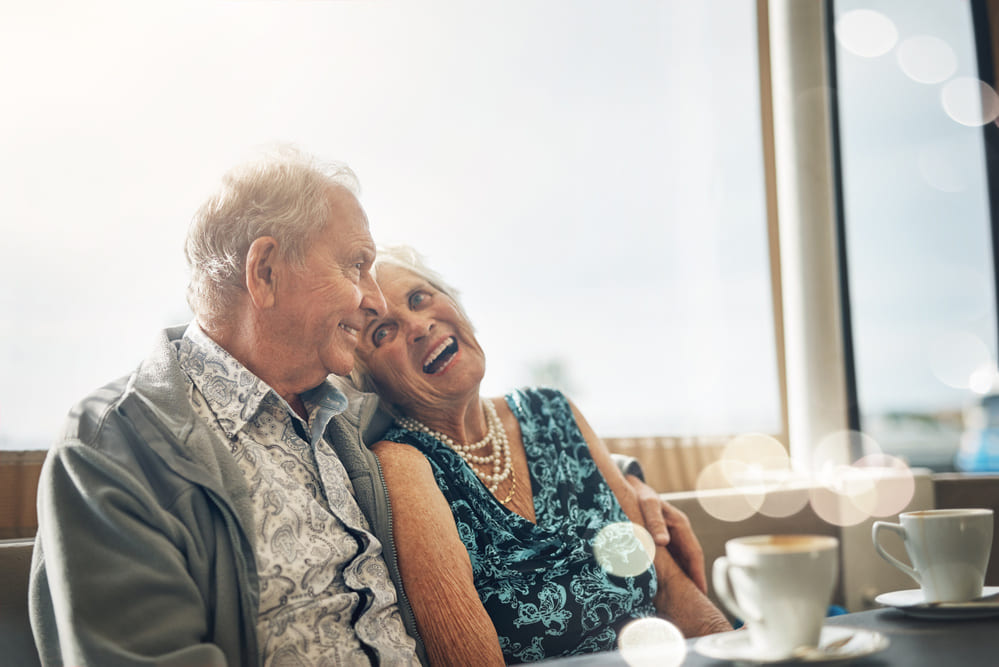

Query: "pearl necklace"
left=397, top=399, right=517, bottom=503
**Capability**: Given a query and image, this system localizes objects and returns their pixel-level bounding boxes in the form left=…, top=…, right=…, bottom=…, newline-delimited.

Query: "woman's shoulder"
left=371, top=439, right=436, bottom=478
left=504, top=387, right=575, bottom=424
left=507, top=385, right=568, bottom=405
left=382, top=421, right=434, bottom=450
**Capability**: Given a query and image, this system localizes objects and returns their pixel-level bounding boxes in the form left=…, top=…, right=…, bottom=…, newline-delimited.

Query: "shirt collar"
left=300, top=382, right=350, bottom=446
left=178, top=323, right=349, bottom=446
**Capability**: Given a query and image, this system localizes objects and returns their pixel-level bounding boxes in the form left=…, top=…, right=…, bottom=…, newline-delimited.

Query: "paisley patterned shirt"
left=177, top=325, right=418, bottom=667
left=384, top=387, right=657, bottom=664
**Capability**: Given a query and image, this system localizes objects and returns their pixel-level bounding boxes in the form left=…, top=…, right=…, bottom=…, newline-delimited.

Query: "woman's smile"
left=423, top=336, right=460, bottom=374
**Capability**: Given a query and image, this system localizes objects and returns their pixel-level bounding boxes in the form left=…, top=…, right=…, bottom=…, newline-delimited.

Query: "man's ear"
left=245, top=236, right=280, bottom=309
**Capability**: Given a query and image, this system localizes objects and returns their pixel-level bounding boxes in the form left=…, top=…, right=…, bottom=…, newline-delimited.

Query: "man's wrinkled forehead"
left=318, top=186, right=375, bottom=244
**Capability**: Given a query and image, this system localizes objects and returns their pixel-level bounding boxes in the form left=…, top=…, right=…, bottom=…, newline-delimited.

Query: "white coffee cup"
left=713, top=534, right=839, bottom=660
left=872, top=508, right=994, bottom=603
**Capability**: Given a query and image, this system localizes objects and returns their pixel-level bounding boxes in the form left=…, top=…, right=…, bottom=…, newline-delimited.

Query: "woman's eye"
left=372, top=325, right=391, bottom=346
left=409, top=291, right=429, bottom=308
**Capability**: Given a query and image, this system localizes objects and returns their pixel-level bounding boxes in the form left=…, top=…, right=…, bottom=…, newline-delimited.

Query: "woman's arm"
left=372, top=440, right=506, bottom=667
left=567, top=401, right=732, bottom=637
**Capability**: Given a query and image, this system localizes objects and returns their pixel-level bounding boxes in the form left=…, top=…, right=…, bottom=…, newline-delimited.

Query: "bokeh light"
left=808, top=431, right=882, bottom=526
left=804, top=433, right=917, bottom=526
left=941, top=77, right=999, bottom=126
left=593, top=522, right=655, bottom=578
left=692, top=430, right=916, bottom=527
left=928, top=330, right=992, bottom=389
left=695, top=459, right=764, bottom=522
left=720, top=432, right=809, bottom=518
left=897, top=35, right=957, bottom=84
left=618, top=617, right=687, bottom=667
left=853, top=453, right=916, bottom=517
left=721, top=432, right=789, bottom=474
left=835, top=9, right=898, bottom=58
left=756, top=476, right=812, bottom=518
left=811, top=430, right=882, bottom=475
left=970, top=363, right=999, bottom=395
left=809, top=472, right=875, bottom=527
left=718, top=434, right=789, bottom=493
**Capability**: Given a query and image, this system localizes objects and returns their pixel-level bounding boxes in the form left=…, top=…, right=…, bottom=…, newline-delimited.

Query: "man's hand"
left=625, top=475, right=708, bottom=594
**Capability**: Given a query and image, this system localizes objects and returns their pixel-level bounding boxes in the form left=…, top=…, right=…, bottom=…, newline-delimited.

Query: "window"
left=833, top=0, right=998, bottom=470
left=0, top=0, right=776, bottom=451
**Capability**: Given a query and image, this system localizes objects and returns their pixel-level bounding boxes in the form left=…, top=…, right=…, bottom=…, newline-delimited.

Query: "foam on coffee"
left=736, top=534, right=838, bottom=553
left=906, top=508, right=991, bottom=518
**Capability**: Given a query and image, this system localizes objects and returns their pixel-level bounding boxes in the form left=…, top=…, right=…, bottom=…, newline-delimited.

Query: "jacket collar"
left=115, top=325, right=256, bottom=532
left=116, top=324, right=388, bottom=538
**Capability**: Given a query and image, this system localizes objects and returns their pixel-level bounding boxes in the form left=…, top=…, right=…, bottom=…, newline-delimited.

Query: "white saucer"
left=874, top=586, right=999, bottom=619
left=694, top=625, right=888, bottom=664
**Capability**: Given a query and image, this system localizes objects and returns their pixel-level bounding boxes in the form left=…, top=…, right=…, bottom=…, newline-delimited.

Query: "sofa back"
left=0, top=538, right=41, bottom=667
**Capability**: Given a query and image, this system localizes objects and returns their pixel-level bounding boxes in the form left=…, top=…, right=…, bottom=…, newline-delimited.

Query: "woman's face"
left=356, top=263, right=486, bottom=415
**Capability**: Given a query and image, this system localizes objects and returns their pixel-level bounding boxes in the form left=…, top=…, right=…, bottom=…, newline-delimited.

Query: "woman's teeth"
left=423, top=336, right=458, bottom=373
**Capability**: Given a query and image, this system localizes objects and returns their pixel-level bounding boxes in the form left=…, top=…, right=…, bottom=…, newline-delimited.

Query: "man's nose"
left=360, top=272, right=387, bottom=317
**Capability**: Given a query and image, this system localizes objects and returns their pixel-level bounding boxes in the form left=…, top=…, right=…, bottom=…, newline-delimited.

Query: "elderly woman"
left=352, top=246, right=731, bottom=665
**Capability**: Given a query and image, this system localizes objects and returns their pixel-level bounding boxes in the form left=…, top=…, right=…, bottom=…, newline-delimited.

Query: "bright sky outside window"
left=0, top=0, right=776, bottom=449
left=834, top=0, right=998, bottom=469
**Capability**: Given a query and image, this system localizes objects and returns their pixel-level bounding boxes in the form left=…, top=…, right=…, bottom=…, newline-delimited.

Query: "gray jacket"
left=29, top=325, right=427, bottom=666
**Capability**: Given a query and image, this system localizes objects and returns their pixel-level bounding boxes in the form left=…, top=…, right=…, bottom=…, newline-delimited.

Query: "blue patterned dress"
left=383, top=387, right=657, bottom=664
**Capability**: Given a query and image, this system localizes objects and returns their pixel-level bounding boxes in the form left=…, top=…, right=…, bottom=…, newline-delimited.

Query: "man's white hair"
left=184, top=144, right=359, bottom=323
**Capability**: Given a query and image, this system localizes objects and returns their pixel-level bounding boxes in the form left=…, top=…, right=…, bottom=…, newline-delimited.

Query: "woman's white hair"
left=371, top=245, right=472, bottom=324
left=184, top=144, right=359, bottom=324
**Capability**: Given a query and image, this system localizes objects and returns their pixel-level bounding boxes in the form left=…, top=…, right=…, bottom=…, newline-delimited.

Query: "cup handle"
left=712, top=556, right=761, bottom=624
left=872, top=521, right=920, bottom=585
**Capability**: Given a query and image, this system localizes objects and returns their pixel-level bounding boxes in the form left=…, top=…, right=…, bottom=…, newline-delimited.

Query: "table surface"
left=527, top=607, right=999, bottom=666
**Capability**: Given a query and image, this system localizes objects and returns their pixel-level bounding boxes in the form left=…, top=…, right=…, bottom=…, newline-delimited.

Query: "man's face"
left=273, top=187, right=385, bottom=383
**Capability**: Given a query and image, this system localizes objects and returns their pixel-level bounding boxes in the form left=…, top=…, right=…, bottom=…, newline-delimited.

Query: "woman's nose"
left=405, top=316, right=434, bottom=343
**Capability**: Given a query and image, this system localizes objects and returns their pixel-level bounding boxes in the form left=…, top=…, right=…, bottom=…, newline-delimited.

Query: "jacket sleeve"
left=29, top=443, right=230, bottom=667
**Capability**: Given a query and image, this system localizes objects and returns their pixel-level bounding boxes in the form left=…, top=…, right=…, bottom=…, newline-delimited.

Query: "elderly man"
left=29, top=146, right=705, bottom=666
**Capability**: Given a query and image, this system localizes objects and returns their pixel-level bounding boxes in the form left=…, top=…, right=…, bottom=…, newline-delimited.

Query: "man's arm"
left=610, top=454, right=708, bottom=594
left=30, top=445, right=229, bottom=667
left=649, top=540, right=733, bottom=636
left=372, top=440, right=506, bottom=667
left=571, top=403, right=728, bottom=635
left=624, top=476, right=708, bottom=593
